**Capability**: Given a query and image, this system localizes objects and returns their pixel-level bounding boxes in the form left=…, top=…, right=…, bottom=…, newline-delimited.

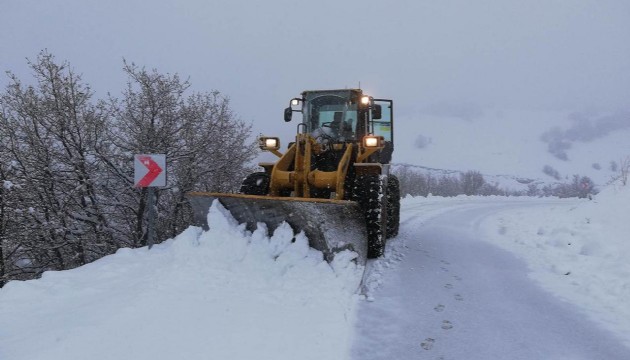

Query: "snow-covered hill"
left=394, top=109, right=630, bottom=187
left=2, top=180, right=629, bottom=359
left=393, top=162, right=552, bottom=194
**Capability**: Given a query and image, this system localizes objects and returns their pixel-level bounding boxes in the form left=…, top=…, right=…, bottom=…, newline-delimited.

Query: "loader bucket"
left=186, top=192, right=368, bottom=265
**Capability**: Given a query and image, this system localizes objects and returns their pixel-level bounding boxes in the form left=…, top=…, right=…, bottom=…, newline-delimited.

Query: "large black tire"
left=240, top=172, right=270, bottom=195
left=386, top=175, right=401, bottom=238
left=354, top=174, right=387, bottom=258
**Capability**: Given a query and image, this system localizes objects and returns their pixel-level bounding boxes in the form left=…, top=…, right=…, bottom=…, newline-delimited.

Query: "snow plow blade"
left=186, top=192, right=368, bottom=265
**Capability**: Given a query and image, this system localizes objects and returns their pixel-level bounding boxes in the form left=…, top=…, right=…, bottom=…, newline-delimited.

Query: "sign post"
left=134, top=154, right=166, bottom=249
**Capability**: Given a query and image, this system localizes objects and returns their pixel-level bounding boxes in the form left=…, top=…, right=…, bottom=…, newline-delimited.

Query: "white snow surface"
left=480, top=182, right=630, bottom=342
left=2, top=184, right=630, bottom=359
left=0, top=201, right=363, bottom=360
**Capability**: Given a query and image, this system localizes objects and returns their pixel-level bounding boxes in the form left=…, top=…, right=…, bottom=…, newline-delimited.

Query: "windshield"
left=304, top=90, right=358, bottom=140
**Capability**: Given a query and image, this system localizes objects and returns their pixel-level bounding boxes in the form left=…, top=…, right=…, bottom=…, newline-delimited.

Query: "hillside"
left=393, top=109, right=630, bottom=187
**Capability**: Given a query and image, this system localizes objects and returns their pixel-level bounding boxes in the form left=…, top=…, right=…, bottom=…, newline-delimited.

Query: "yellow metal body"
left=269, top=134, right=353, bottom=199
left=266, top=134, right=384, bottom=200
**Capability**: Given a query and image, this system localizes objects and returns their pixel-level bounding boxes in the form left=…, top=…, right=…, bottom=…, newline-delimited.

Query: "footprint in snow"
left=440, top=260, right=450, bottom=265
left=454, top=293, right=464, bottom=301
left=444, top=283, right=453, bottom=289
left=453, top=275, right=462, bottom=281
left=440, top=267, right=449, bottom=272
left=421, top=338, right=435, bottom=350
left=434, top=304, right=445, bottom=312
left=441, top=320, right=453, bottom=330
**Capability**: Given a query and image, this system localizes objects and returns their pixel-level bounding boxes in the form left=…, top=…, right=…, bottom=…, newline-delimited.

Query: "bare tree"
left=526, top=183, right=541, bottom=197
left=619, top=157, right=629, bottom=186
left=105, top=62, right=257, bottom=245
left=553, top=175, right=596, bottom=198
left=0, top=51, right=116, bottom=281
left=0, top=53, right=257, bottom=285
left=460, top=170, right=485, bottom=195
left=434, top=176, right=461, bottom=197
left=0, top=125, right=11, bottom=286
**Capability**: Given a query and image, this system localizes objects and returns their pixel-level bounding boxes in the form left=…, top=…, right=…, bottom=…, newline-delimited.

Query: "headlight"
left=363, top=135, right=383, bottom=148
left=361, top=96, right=370, bottom=105
left=259, top=136, right=280, bottom=151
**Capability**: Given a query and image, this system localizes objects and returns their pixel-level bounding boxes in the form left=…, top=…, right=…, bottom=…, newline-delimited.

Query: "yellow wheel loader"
left=187, top=89, right=400, bottom=265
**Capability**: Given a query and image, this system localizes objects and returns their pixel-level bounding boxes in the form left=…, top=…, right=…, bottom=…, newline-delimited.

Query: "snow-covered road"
left=352, top=200, right=630, bottom=359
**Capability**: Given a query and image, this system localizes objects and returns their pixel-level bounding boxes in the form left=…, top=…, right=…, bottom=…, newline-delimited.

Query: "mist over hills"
left=393, top=108, right=630, bottom=189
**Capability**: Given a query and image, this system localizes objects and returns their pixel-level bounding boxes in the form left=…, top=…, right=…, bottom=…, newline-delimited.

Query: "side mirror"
left=372, top=104, right=382, bottom=120
left=284, top=107, right=293, bottom=122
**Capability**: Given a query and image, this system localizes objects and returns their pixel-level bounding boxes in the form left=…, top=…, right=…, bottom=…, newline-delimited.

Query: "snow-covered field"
left=480, top=182, right=630, bottom=343
left=1, top=181, right=629, bottom=359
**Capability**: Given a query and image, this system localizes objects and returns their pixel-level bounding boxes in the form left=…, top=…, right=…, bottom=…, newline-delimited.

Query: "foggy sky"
left=1, top=0, right=629, bottom=141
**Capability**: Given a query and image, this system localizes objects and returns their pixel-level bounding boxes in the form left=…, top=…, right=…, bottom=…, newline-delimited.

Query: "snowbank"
left=480, top=181, right=630, bottom=345
left=0, top=201, right=363, bottom=360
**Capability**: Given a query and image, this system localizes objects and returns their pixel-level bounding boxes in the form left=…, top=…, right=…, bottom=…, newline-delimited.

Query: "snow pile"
left=0, top=201, right=363, bottom=360
left=480, top=182, right=630, bottom=343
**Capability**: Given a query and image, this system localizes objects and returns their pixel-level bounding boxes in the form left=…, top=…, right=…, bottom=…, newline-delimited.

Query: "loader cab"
left=302, top=89, right=360, bottom=141
left=285, top=89, right=394, bottom=163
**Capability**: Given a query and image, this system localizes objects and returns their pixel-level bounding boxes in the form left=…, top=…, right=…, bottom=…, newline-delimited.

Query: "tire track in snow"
left=352, top=199, right=630, bottom=360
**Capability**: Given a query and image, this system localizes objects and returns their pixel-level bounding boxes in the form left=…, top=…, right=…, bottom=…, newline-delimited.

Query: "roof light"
left=361, top=96, right=370, bottom=105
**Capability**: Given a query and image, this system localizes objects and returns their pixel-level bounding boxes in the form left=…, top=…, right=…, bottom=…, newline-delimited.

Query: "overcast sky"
left=1, top=0, right=629, bottom=142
